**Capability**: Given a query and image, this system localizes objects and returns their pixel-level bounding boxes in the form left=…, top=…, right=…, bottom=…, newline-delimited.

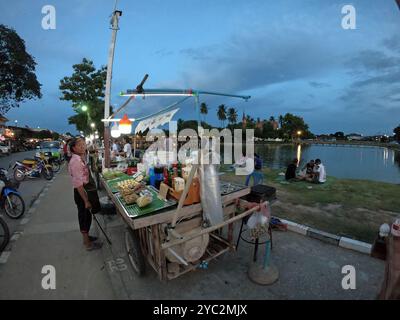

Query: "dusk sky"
left=1, top=0, right=400, bottom=135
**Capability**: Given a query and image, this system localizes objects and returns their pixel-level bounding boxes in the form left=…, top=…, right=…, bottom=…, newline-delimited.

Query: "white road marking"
left=10, top=233, right=20, bottom=241
left=0, top=251, right=11, bottom=264
left=20, top=218, right=30, bottom=225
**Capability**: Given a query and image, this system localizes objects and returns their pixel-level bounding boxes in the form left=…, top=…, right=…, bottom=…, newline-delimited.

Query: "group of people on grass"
left=285, top=158, right=326, bottom=184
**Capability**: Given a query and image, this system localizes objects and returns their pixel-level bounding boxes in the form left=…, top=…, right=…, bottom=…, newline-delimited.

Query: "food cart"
left=101, top=172, right=259, bottom=280
left=100, top=88, right=259, bottom=281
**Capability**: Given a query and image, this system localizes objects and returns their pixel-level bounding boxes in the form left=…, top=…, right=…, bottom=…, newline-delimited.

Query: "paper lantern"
left=119, top=114, right=132, bottom=134
left=111, top=122, right=121, bottom=138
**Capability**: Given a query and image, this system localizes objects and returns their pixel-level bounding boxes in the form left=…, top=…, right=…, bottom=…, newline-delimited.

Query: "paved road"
left=0, top=151, right=55, bottom=239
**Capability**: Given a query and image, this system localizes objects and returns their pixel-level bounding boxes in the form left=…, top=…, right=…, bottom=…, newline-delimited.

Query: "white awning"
left=134, top=108, right=179, bottom=134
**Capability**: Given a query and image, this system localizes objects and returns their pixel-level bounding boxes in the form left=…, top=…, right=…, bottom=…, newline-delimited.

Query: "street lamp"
left=14, top=120, right=18, bottom=127
left=90, top=122, right=96, bottom=129
left=81, top=105, right=88, bottom=112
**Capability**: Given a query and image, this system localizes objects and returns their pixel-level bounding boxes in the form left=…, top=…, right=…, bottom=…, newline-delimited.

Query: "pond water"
left=254, top=144, right=400, bottom=184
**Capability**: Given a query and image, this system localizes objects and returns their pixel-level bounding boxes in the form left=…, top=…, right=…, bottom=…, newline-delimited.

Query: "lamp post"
left=104, top=8, right=122, bottom=169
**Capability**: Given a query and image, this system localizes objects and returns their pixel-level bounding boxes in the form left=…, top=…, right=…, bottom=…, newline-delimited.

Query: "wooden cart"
left=101, top=175, right=259, bottom=281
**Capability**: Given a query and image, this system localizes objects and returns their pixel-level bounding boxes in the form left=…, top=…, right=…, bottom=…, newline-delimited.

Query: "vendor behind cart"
left=122, top=136, right=132, bottom=159
left=68, top=137, right=102, bottom=251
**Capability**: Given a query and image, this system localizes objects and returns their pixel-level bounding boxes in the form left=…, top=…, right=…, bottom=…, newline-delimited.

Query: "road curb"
left=277, top=217, right=372, bottom=256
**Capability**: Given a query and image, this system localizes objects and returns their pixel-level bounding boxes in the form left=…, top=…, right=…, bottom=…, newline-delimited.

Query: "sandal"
left=86, top=241, right=103, bottom=251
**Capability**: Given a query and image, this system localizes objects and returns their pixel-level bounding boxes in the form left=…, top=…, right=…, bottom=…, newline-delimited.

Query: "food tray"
left=220, top=181, right=248, bottom=195
left=116, top=185, right=176, bottom=218
left=105, top=174, right=134, bottom=193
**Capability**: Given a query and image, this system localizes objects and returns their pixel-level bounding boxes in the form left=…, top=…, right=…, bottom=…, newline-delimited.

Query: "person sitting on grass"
left=298, top=159, right=315, bottom=180
left=285, top=158, right=300, bottom=181
left=311, top=159, right=326, bottom=184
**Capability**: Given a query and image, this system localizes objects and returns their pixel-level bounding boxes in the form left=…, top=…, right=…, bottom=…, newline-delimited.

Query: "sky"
left=1, top=0, right=400, bottom=135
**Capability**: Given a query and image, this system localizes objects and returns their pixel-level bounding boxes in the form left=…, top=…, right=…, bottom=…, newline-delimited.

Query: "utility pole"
left=104, top=6, right=122, bottom=168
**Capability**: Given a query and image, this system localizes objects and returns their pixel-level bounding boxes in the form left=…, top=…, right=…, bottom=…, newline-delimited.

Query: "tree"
left=280, top=113, right=313, bottom=140
left=394, top=125, right=400, bottom=142
left=217, top=104, right=227, bottom=127
left=227, top=107, right=238, bottom=127
left=200, top=102, right=208, bottom=122
left=0, top=25, right=42, bottom=113
left=269, top=116, right=275, bottom=122
left=59, top=58, right=107, bottom=136
left=334, top=131, right=345, bottom=140
left=262, top=121, right=276, bottom=139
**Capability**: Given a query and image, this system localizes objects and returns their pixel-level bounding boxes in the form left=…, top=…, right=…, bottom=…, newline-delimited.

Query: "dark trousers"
left=74, top=188, right=92, bottom=233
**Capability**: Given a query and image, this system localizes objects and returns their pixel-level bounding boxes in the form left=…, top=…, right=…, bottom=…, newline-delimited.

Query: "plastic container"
left=149, top=167, right=156, bottom=187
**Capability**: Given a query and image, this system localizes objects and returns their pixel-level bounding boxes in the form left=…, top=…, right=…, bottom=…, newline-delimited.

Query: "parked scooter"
left=13, top=157, right=53, bottom=182
left=0, top=168, right=25, bottom=219
left=36, top=151, right=61, bottom=173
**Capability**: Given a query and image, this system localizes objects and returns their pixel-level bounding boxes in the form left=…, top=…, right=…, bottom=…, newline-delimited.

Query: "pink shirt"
left=68, top=153, right=89, bottom=188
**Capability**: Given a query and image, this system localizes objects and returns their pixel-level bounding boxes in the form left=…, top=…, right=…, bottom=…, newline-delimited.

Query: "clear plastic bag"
left=247, top=212, right=268, bottom=229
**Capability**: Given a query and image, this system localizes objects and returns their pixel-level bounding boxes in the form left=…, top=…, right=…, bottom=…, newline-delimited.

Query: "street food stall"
left=99, top=88, right=261, bottom=281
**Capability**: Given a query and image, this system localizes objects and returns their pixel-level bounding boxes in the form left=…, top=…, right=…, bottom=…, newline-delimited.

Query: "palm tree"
left=227, top=107, right=238, bottom=128
left=217, top=104, right=227, bottom=127
left=200, top=102, right=208, bottom=122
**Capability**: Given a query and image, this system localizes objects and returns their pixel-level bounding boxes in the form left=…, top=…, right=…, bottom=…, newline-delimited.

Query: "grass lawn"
left=220, top=166, right=400, bottom=243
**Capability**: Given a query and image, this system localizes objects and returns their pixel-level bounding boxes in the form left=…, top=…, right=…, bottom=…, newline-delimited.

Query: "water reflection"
left=395, top=150, right=400, bottom=169
left=254, top=144, right=400, bottom=184
left=296, top=144, right=302, bottom=167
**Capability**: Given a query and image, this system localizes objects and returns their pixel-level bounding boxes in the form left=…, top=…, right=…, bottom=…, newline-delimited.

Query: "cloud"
left=345, top=50, right=400, bottom=72
left=309, top=81, right=330, bottom=88
left=178, top=30, right=337, bottom=93
left=154, top=49, right=174, bottom=57
left=351, top=71, right=400, bottom=88
left=383, top=35, right=400, bottom=53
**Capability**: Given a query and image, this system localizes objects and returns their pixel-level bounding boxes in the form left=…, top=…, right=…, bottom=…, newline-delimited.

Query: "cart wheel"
left=125, top=228, right=145, bottom=276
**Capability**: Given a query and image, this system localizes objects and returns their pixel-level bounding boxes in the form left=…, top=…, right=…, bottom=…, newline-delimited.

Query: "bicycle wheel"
left=125, top=228, right=145, bottom=276
left=4, top=193, right=25, bottom=219
left=0, top=217, right=10, bottom=252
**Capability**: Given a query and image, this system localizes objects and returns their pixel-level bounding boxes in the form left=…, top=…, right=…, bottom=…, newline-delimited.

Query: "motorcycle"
left=0, top=168, right=25, bottom=219
left=13, top=157, right=54, bottom=182
left=37, top=151, right=61, bottom=173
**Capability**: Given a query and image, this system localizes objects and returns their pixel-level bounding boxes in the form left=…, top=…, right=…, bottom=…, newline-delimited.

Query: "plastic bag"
left=247, top=212, right=268, bottom=229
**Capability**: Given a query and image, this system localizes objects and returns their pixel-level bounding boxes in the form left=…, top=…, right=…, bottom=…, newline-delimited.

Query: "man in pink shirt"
left=68, top=137, right=102, bottom=251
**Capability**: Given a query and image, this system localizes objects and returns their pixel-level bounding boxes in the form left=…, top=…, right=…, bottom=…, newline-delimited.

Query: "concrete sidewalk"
left=0, top=166, right=386, bottom=300
left=101, top=211, right=385, bottom=300
left=0, top=167, right=115, bottom=299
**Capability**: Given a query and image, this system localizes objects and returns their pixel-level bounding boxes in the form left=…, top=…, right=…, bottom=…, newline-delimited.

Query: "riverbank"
left=221, top=167, right=400, bottom=243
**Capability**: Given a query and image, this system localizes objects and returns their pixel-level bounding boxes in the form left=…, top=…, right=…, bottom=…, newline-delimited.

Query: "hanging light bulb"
left=119, top=114, right=132, bottom=134
left=111, top=122, right=121, bottom=138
